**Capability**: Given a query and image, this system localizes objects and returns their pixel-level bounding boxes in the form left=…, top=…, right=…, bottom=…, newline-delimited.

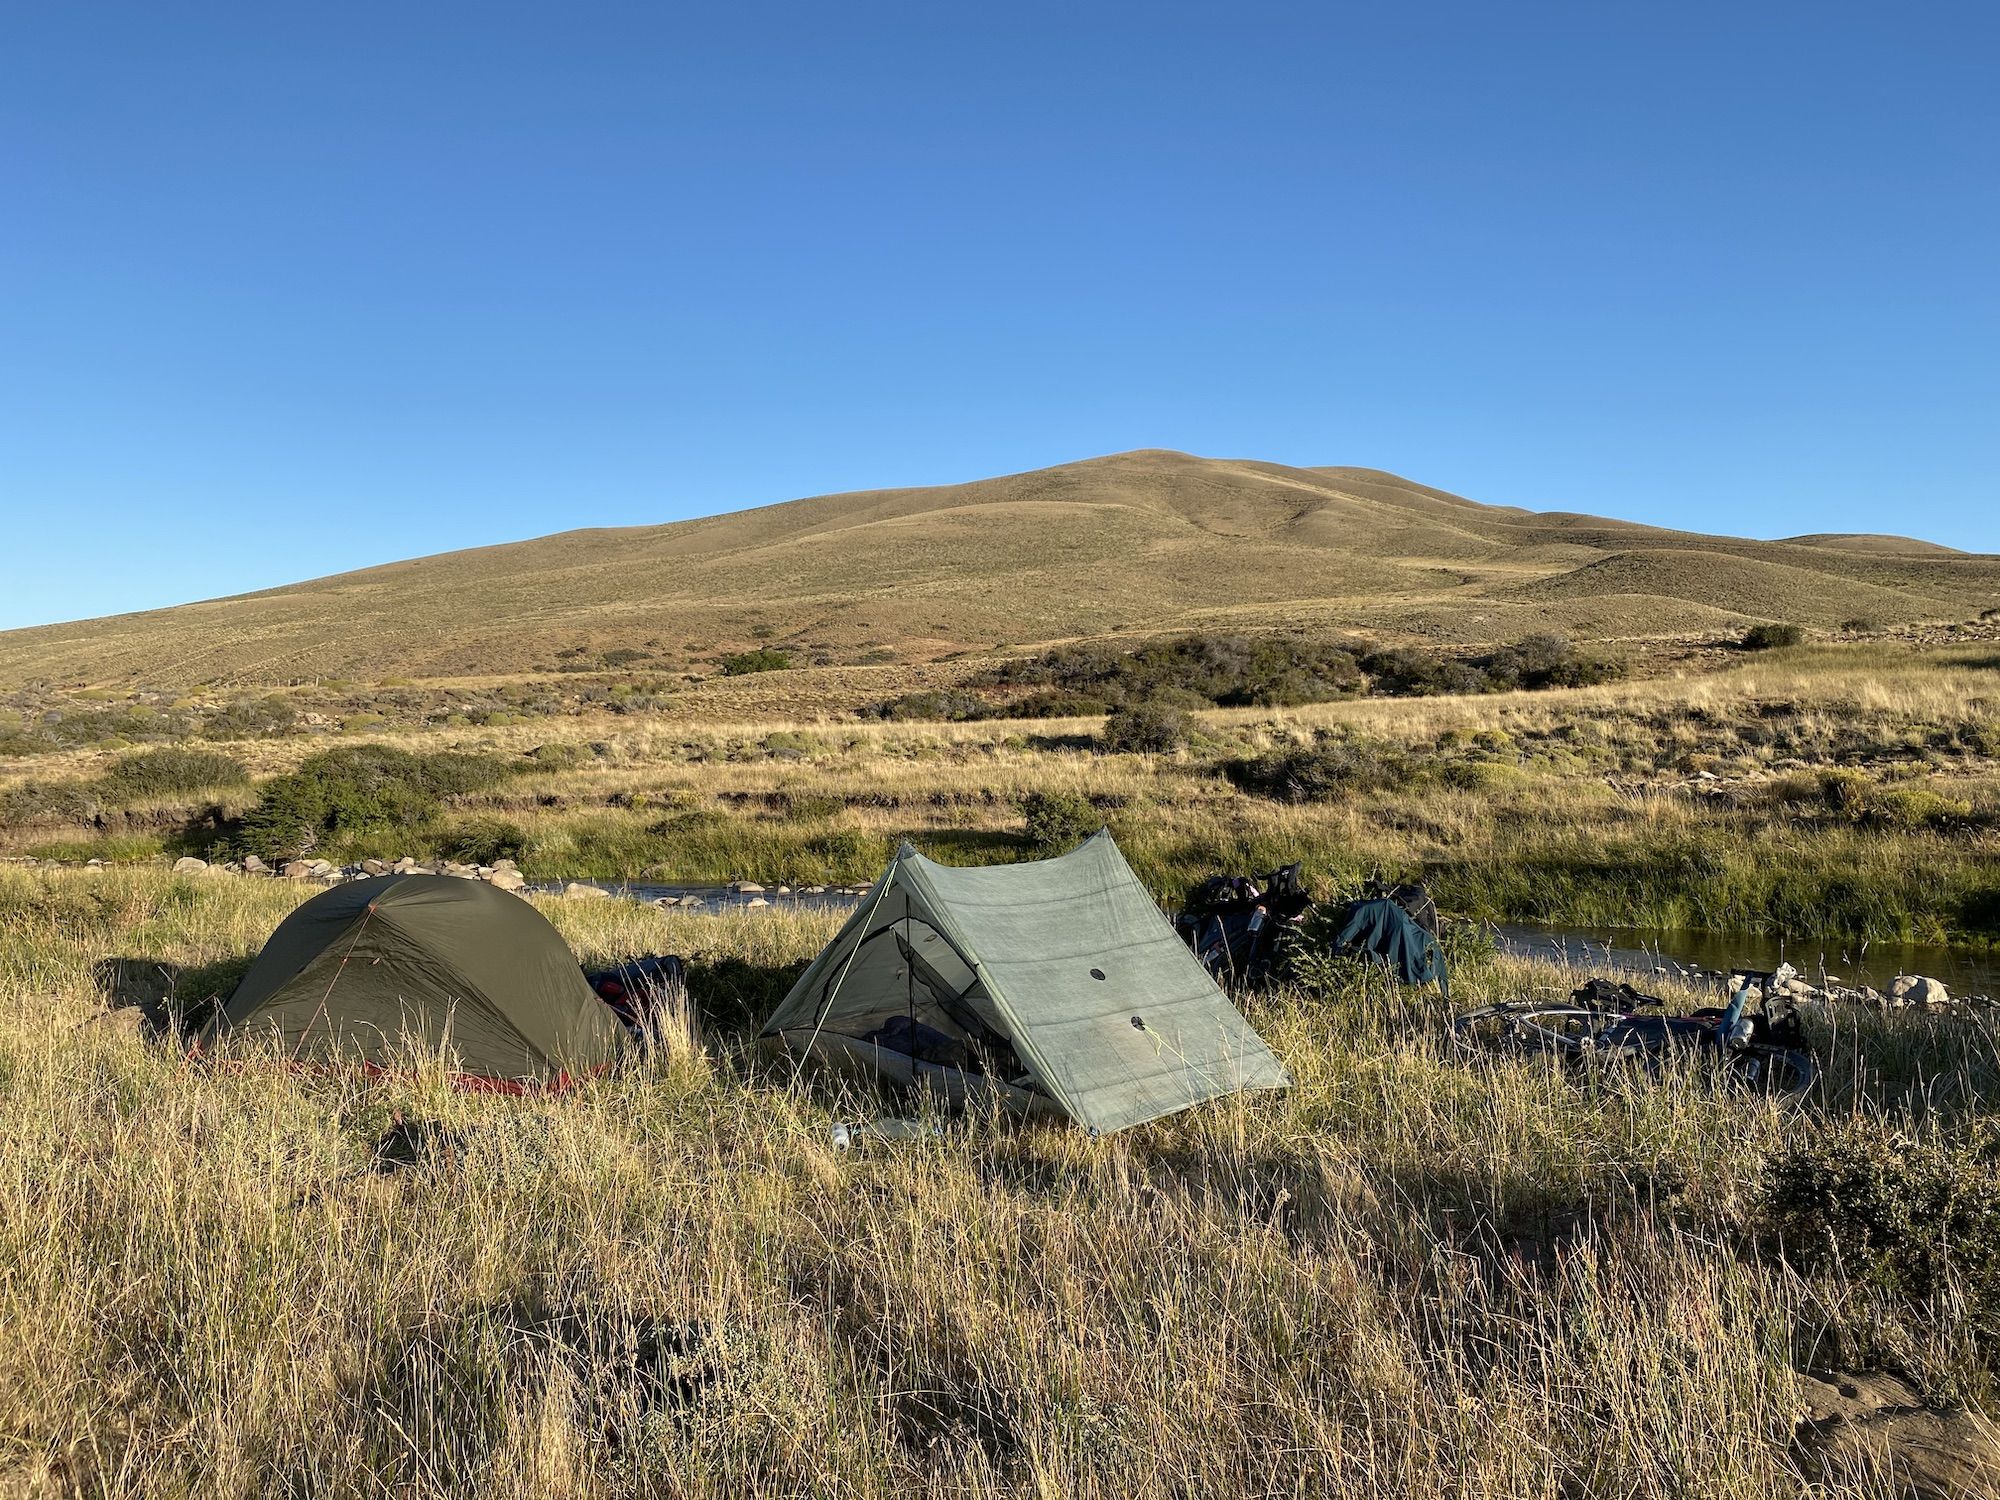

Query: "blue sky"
left=2, top=2, right=1995, bottom=630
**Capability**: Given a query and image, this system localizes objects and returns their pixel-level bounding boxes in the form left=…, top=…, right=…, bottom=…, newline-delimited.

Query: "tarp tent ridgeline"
left=205, top=874, right=627, bottom=1088
left=760, top=831, right=1290, bottom=1134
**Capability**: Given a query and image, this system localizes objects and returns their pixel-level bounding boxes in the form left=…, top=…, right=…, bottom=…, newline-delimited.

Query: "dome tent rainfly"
left=760, top=832, right=1291, bottom=1134
left=205, top=875, right=627, bottom=1089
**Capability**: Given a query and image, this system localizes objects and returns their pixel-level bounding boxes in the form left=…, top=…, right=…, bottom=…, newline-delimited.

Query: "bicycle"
left=1451, top=963, right=1818, bottom=1100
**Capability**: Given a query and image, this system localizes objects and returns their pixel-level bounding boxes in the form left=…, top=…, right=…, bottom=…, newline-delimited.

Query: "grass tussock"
left=0, top=866, right=1997, bottom=1495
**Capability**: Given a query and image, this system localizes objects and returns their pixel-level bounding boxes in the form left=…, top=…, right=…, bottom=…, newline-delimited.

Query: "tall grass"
left=0, top=866, right=1993, bottom=1495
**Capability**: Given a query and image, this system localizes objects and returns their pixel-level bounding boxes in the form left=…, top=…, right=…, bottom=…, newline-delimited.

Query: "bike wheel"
left=1729, top=1045, right=1818, bottom=1100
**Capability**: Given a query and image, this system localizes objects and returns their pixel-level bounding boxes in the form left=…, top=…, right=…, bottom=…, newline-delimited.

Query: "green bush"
left=1019, top=789, right=1099, bottom=851
left=1469, top=634, right=1623, bottom=690
left=1220, top=739, right=1412, bottom=803
left=96, top=747, right=250, bottom=800
left=719, top=648, right=793, bottom=676
left=1740, top=622, right=1806, bottom=651
left=233, top=746, right=521, bottom=861
left=199, top=696, right=298, bottom=740
left=1100, top=703, right=1191, bottom=754
left=0, top=779, right=101, bottom=828
left=1865, top=784, right=1975, bottom=831
left=867, top=690, right=989, bottom=723
left=438, top=816, right=529, bottom=866
left=1761, top=1120, right=2000, bottom=1320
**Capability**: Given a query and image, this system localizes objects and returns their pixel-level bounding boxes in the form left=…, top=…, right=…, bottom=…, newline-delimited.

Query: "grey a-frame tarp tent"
left=760, top=832, right=1290, bottom=1134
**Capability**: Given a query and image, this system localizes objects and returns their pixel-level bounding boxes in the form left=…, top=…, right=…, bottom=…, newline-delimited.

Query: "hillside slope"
left=1, top=450, right=1995, bottom=689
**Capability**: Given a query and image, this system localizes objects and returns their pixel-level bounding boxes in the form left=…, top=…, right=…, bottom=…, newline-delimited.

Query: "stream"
left=549, top=882, right=2000, bottom=999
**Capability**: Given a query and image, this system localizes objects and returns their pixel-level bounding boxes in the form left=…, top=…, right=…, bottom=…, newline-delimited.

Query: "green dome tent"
left=206, top=875, right=626, bottom=1089
left=761, top=832, right=1290, bottom=1134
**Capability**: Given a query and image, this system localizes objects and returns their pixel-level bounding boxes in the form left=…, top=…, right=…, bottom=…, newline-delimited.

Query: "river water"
left=550, top=882, right=2000, bottom=999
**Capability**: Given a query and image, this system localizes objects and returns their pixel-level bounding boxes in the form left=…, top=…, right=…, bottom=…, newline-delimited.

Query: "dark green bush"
left=199, top=696, right=298, bottom=740
left=1220, top=739, right=1413, bottom=803
left=867, top=690, right=990, bottom=723
left=1741, top=622, right=1806, bottom=650
left=1019, top=789, right=1100, bottom=851
left=234, top=746, right=522, bottom=861
left=438, top=816, right=529, bottom=866
left=1100, top=703, right=1191, bottom=754
left=0, top=779, right=101, bottom=828
left=1470, top=634, right=1623, bottom=690
left=719, top=648, right=793, bottom=676
left=96, top=747, right=249, bottom=799
left=1761, top=1120, right=2000, bottom=1320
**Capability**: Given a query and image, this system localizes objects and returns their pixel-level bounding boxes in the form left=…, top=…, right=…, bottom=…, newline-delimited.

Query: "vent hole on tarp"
left=1089, top=968, right=1106, bottom=981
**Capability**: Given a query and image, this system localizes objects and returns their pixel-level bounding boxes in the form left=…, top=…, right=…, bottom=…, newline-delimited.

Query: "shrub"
left=600, top=647, right=649, bottom=667
left=199, top=696, right=298, bottom=740
left=1019, top=789, right=1099, bottom=851
left=94, top=747, right=250, bottom=799
left=1760, top=1120, right=2000, bottom=1320
left=869, top=690, right=989, bottom=723
left=1220, top=739, right=1412, bottom=803
left=975, top=633, right=1366, bottom=712
left=1740, top=622, right=1805, bottom=651
left=1100, top=703, right=1190, bottom=754
left=0, top=779, right=101, bottom=828
left=1865, top=784, right=1974, bottom=832
left=776, top=791, right=845, bottom=820
left=1356, top=647, right=1488, bottom=697
left=233, top=746, right=521, bottom=861
left=1471, top=634, right=1623, bottom=690
left=438, top=817, right=529, bottom=866
left=719, top=649, right=792, bottom=676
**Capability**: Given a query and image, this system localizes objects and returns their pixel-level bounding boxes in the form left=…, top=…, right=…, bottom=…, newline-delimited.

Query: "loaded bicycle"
left=1451, top=963, right=1818, bottom=1099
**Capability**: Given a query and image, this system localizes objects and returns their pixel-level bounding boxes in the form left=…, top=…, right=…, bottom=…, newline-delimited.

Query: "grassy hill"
left=3, top=450, right=1996, bottom=691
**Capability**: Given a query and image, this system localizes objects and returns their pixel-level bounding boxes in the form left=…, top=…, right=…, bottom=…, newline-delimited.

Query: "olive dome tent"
left=205, top=875, right=625, bottom=1088
left=760, top=832, right=1290, bottom=1134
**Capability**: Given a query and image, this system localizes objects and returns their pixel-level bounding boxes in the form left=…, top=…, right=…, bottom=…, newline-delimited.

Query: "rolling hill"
left=2, top=450, right=1995, bottom=690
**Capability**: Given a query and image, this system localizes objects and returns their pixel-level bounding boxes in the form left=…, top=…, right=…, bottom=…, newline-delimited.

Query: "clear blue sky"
left=3, top=2, right=1995, bottom=630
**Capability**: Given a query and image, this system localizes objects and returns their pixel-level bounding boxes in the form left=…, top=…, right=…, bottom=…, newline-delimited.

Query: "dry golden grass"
left=2, top=450, right=1994, bottom=690
left=2, top=865, right=1994, bottom=1496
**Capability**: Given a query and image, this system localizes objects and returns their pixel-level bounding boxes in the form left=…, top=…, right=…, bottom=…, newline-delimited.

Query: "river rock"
left=392, top=857, right=419, bottom=873
left=360, top=858, right=389, bottom=876
left=744, top=896, right=769, bottom=908
left=242, top=855, right=268, bottom=874
left=734, top=882, right=765, bottom=894
left=282, top=860, right=312, bottom=880
left=1794, top=1369, right=2000, bottom=1498
left=1890, top=975, right=1950, bottom=1009
left=172, top=856, right=208, bottom=874
left=562, top=882, right=610, bottom=901
left=487, top=869, right=528, bottom=892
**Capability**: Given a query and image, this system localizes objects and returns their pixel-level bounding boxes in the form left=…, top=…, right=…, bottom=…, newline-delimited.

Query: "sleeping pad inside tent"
left=204, top=874, right=627, bottom=1088
left=760, top=831, right=1291, bottom=1134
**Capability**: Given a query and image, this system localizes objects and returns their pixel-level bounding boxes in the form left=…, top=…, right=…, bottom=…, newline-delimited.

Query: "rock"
left=1890, top=975, right=1950, bottom=1008
left=562, top=882, right=610, bottom=900
left=241, top=855, right=268, bottom=874
left=392, top=857, right=418, bottom=873
left=172, top=856, right=208, bottom=874
left=308, top=859, right=334, bottom=875
left=487, top=869, right=529, bottom=892
left=745, top=896, right=769, bottom=908
left=1794, top=1369, right=2000, bottom=1498
left=776, top=885, right=792, bottom=895
left=282, top=861, right=312, bottom=879
left=91, top=1006, right=150, bottom=1038
left=361, top=858, right=389, bottom=876
left=676, top=895, right=706, bottom=908
left=734, top=882, right=765, bottom=894
left=492, top=858, right=519, bottom=872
